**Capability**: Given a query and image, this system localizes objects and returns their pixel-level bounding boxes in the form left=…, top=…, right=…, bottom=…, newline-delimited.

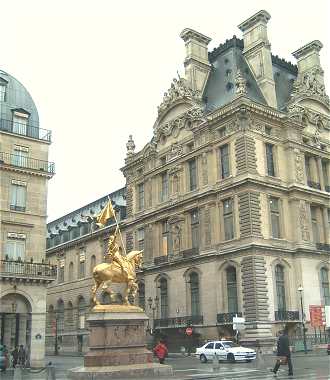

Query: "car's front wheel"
left=246, top=359, right=252, bottom=363
left=200, top=354, right=207, bottom=363
left=227, top=353, right=235, bottom=363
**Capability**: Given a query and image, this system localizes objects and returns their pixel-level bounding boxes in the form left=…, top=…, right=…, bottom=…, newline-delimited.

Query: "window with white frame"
left=310, top=206, right=320, bottom=243
left=162, top=220, right=169, bottom=255
left=137, top=183, right=144, bottom=210
left=159, top=277, right=168, bottom=318
left=226, top=266, right=238, bottom=313
left=10, top=180, right=27, bottom=212
left=275, top=265, right=286, bottom=311
left=320, top=268, right=330, bottom=305
left=161, top=172, right=168, bottom=201
left=266, top=143, right=275, bottom=176
left=5, top=233, right=26, bottom=260
left=223, top=198, right=234, bottom=240
left=11, top=145, right=29, bottom=168
left=189, top=272, right=200, bottom=316
left=137, top=228, right=144, bottom=250
left=220, top=144, right=230, bottom=179
left=0, top=83, right=6, bottom=101
left=188, top=158, right=197, bottom=191
left=190, top=209, right=199, bottom=249
left=269, top=197, right=281, bottom=238
left=78, top=249, right=86, bottom=279
left=13, top=112, right=28, bottom=135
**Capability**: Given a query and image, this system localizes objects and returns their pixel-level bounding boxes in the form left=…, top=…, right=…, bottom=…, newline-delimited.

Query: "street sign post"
left=233, top=316, right=245, bottom=331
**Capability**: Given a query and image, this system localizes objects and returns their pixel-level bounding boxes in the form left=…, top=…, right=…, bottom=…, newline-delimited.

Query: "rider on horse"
left=107, top=227, right=133, bottom=280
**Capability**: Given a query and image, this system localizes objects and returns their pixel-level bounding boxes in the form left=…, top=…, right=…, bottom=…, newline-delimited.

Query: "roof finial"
left=126, top=135, right=135, bottom=157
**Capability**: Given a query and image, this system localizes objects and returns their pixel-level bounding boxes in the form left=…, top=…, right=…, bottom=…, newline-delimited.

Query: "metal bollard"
left=13, top=365, right=23, bottom=380
left=212, top=352, right=220, bottom=372
left=46, top=363, right=56, bottom=380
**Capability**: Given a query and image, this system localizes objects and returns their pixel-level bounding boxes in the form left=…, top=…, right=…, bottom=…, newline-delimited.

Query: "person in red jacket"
left=153, top=340, right=168, bottom=364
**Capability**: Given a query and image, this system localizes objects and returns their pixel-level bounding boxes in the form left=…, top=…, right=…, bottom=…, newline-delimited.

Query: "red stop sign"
left=186, top=327, right=193, bottom=336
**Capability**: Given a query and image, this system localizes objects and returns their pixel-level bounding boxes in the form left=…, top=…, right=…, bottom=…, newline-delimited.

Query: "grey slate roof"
left=204, top=37, right=298, bottom=112
left=0, top=69, right=39, bottom=126
left=47, top=187, right=126, bottom=238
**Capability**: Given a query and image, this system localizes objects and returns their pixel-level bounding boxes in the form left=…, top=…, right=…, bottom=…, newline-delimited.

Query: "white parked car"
left=196, top=340, right=256, bottom=363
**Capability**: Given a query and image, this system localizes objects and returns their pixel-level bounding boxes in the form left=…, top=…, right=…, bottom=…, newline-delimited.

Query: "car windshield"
left=222, top=342, right=239, bottom=348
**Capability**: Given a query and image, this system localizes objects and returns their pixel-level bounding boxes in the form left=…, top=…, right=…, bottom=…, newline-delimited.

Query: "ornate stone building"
left=46, top=10, right=330, bottom=354
left=0, top=69, right=55, bottom=366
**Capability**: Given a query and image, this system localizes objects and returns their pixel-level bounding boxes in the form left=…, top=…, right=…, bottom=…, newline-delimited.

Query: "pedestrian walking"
left=18, top=345, right=26, bottom=367
left=11, top=346, right=19, bottom=368
left=270, top=330, right=293, bottom=377
left=153, top=340, right=168, bottom=364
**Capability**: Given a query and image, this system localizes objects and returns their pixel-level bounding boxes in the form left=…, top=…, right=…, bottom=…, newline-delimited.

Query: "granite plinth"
left=84, top=306, right=151, bottom=367
left=69, top=363, right=173, bottom=379
left=68, top=305, right=173, bottom=378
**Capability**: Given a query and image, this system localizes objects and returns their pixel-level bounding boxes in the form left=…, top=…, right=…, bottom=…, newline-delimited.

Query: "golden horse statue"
left=92, top=249, right=143, bottom=306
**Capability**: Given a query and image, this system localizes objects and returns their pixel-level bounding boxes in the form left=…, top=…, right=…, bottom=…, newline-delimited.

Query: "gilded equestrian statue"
left=91, top=201, right=143, bottom=306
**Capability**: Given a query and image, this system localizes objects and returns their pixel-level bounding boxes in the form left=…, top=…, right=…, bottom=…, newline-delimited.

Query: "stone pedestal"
left=69, top=305, right=173, bottom=379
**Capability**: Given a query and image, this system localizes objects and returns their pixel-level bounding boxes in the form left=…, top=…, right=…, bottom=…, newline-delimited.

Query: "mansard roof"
left=204, top=36, right=298, bottom=112
left=47, top=187, right=126, bottom=238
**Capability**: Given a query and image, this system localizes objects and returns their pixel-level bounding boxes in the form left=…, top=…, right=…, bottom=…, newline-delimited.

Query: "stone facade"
left=46, top=10, right=330, bottom=355
left=0, top=69, right=55, bottom=366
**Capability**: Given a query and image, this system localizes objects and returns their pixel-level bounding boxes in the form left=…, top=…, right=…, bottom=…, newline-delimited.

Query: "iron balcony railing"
left=316, top=243, right=330, bottom=252
left=0, top=118, right=52, bottom=142
left=217, top=312, right=242, bottom=324
left=0, top=152, right=55, bottom=174
left=0, top=259, right=57, bottom=278
left=275, top=310, right=300, bottom=321
left=154, top=315, right=203, bottom=328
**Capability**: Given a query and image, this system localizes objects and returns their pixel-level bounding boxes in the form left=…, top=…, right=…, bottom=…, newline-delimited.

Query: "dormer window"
left=12, top=110, right=29, bottom=135
left=0, top=77, right=7, bottom=102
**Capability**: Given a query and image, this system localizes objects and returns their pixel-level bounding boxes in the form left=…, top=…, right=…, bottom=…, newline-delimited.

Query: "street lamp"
left=298, top=285, right=307, bottom=354
left=147, top=296, right=159, bottom=334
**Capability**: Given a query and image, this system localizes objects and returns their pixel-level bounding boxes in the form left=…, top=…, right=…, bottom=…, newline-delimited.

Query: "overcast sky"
left=1, top=0, right=329, bottom=222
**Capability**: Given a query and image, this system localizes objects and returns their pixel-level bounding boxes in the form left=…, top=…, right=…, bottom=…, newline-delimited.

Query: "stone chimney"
left=238, top=10, right=277, bottom=108
left=292, top=41, right=323, bottom=74
left=180, top=28, right=211, bottom=94
left=290, top=41, right=328, bottom=105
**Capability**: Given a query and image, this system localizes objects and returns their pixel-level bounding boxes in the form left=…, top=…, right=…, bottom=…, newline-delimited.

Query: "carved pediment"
left=157, top=77, right=203, bottom=119
left=154, top=105, right=206, bottom=143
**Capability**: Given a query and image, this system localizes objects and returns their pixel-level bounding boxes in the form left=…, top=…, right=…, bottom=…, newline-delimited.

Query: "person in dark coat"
left=11, top=346, right=19, bottom=368
left=271, top=330, right=293, bottom=376
left=153, top=340, right=168, bottom=364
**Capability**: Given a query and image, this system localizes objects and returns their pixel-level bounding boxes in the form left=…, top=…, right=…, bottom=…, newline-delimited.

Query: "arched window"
left=90, top=255, right=96, bottom=274
left=57, top=299, right=64, bottom=333
left=159, top=278, right=168, bottom=318
left=138, top=282, right=145, bottom=310
left=47, top=305, right=55, bottom=331
left=77, top=296, right=86, bottom=329
left=320, top=268, right=330, bottom=305
left=68, top=262, right=74, bottom=281
left=275, top=265, right=286, bottom=311
left=189, top=272, right=200, bottom=316
left=226, top=266, right=238, bottom=313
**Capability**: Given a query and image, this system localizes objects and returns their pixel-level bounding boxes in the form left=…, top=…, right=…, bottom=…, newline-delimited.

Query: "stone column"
left=30, top=312, right=46, bottom=368
left=240, top=256, right=273, bottom=352
left=317, top=158, right=325, bottom=190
